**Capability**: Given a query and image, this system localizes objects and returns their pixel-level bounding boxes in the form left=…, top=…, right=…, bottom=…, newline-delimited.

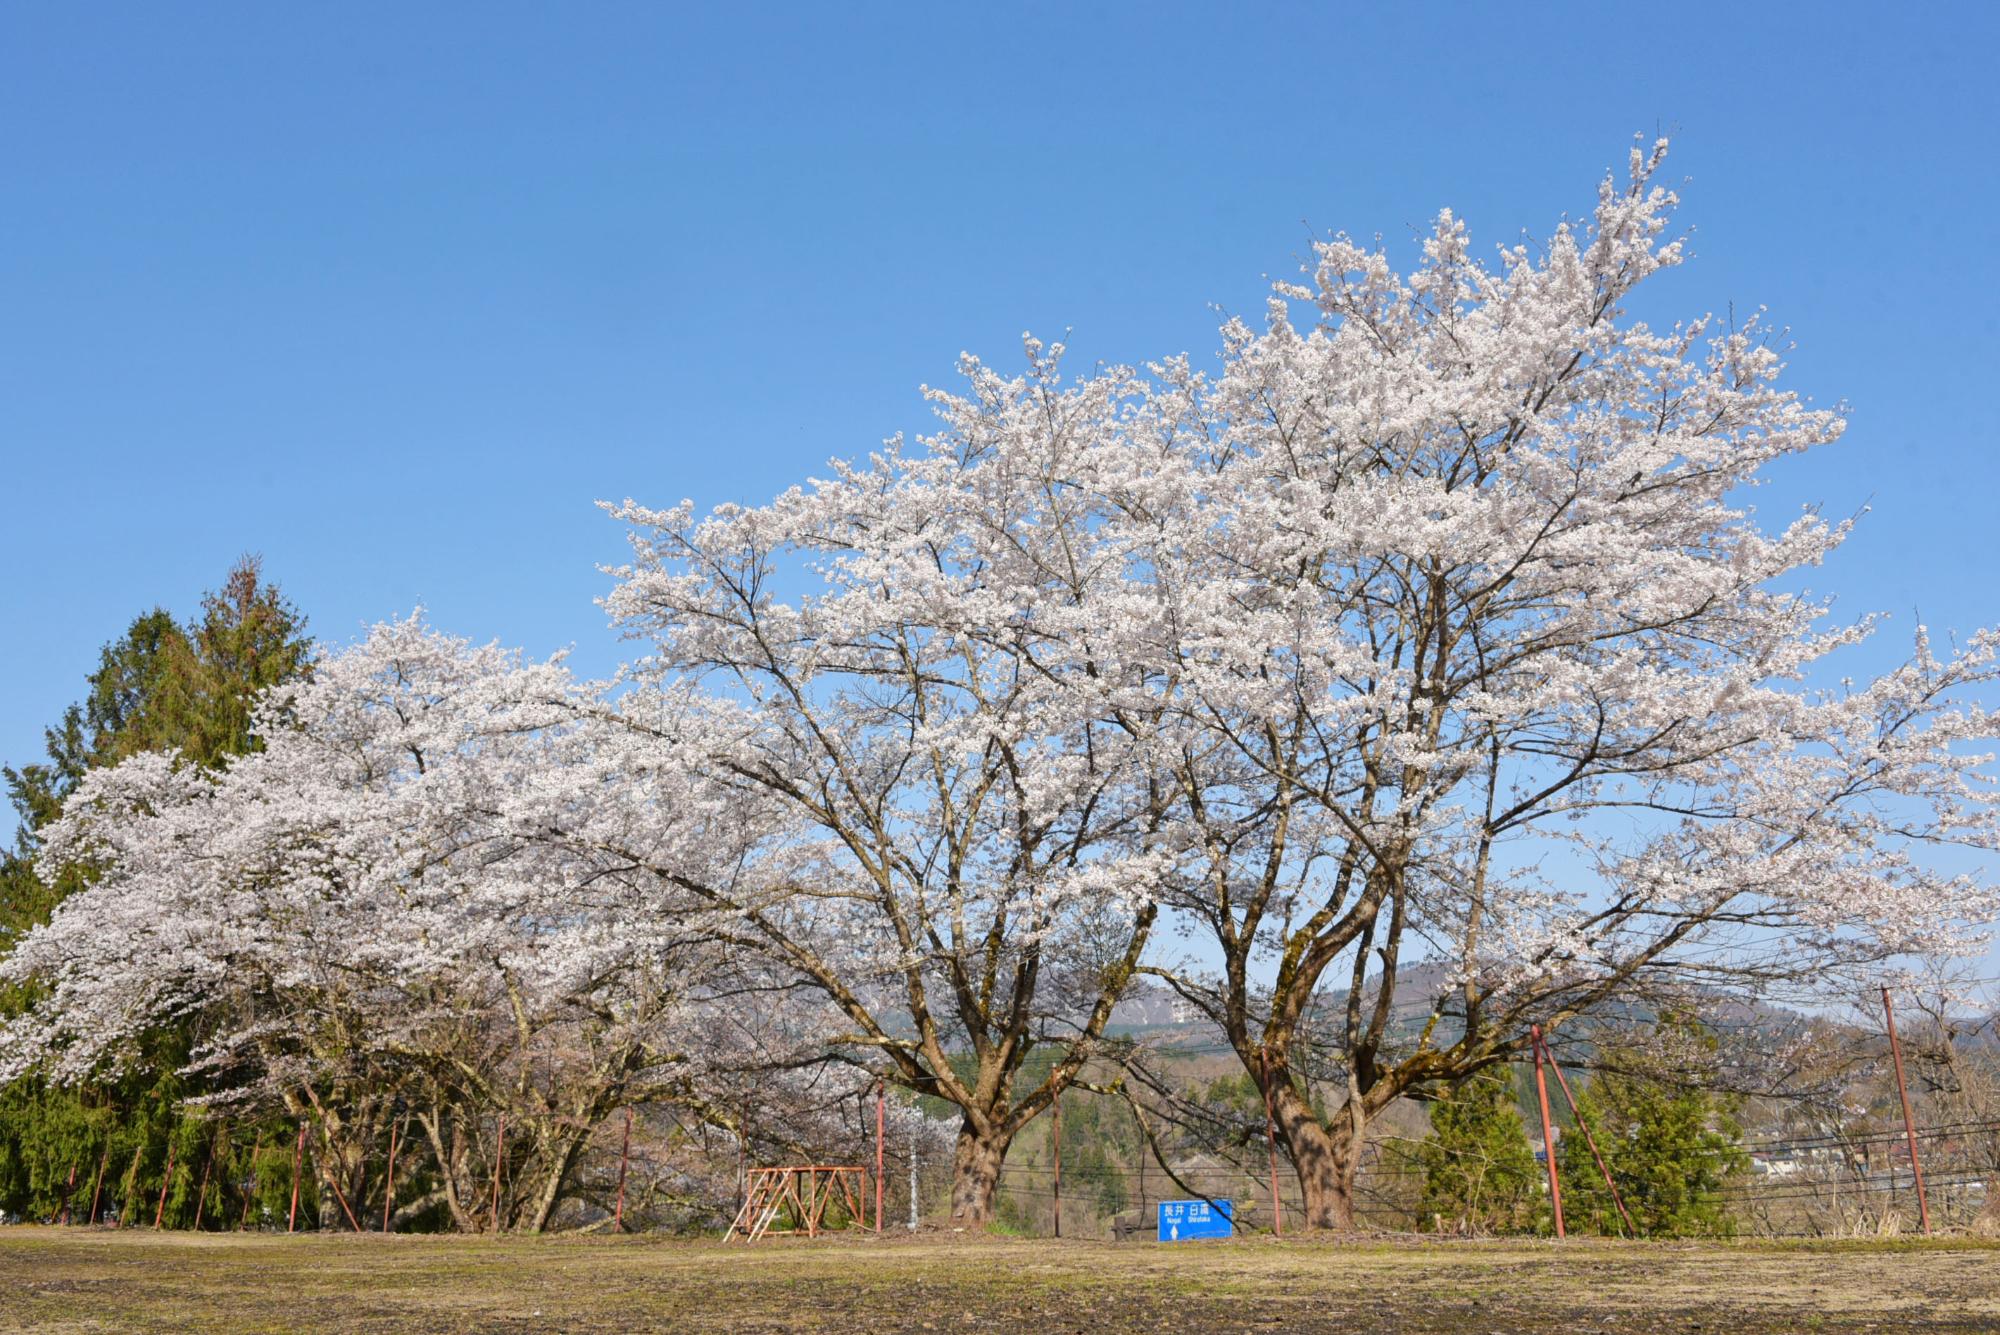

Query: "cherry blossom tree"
left=9, top=138, right=1993, bottom=1243
left=1, top=618, right=793, bottom=1232
left=593, top=143, right=1998, bottom=1231
left=599, top=345, right=1189, bottom=1221
left=1113, top=141, right=2000, bottom=1228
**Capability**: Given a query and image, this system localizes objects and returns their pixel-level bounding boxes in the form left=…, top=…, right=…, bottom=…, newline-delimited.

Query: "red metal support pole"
left=1051, top=1088, right=1063, bottom=1239
left=87, top=1146, right=109, bottom=1228
left=1882, top=986, right=1933, bottom=1236
left=287, top=1121, right=306, bottom=1234
left=193, top=1138, right=215, bottom=1231
left=490, top=1114, right=506, bottom=1233
left=874, top=1082, right=885, bottom=1233
left=614, top=1107, right=632, bottom=1233
left=1531, top=1025, right=1565, bottom=1239
left=1260, top=1049, right=1283, bottom=1237
left=117, top=1148, right=141, bottom=1228
left=1539, top=1031, right=1634, bottom=1237
left=325, top=1168, right=363, bottom=1233
left=382, top=1119, right=400, bottom=1233
left=153, top=1139, right=177, bottom=1229
left=241, top=1132, right=264, bottom=1230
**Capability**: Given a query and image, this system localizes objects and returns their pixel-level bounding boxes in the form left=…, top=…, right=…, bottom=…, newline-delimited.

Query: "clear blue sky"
left=4, top=3, right=1996, bottom=839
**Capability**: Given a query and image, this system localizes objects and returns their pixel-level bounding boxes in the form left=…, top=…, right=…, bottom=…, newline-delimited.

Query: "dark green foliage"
left=2, top=557, right=308, bottom=933
left=74, top=608, right=191, bottom=769
left=1414, top=1065, right=1544, bottom=1234
left=1555, top=1019, right=1750, bottom=1238
left=1198, top=1072, right=1263, bottom=1118
left=1197, top=1069, right=1322, bottom=1127
left=148, top=559, right=314, bottom=771
left=1053, top=1091, right=1128, bottom=1218
left=0, top=1028, right=193, bottom=1224
left=0, top=557, right=310, bottom=1224
left=0, top=845, right=68, bottom=963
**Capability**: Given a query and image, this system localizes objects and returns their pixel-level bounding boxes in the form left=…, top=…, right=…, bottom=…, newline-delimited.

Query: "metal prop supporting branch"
left=152, top=1139, right=177, bottom=1229
left=614, top=1107, right=633, bottom=1233
left=287, top=1122, right=306, bottom=1234
left=240, top=1132, right=263, bottom=1231
left=383, top=1117, right=402, bottom=1233
left=1535, top=1027, right=1635, bottom=1237
left=1531, top=1024, right=1565, bottom=1239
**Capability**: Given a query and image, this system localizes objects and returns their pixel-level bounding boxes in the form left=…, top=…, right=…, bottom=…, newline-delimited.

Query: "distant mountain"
left=1106, top=959, right=1817, bottom=1053
left=1109, top=986, right=1186, bottom=1029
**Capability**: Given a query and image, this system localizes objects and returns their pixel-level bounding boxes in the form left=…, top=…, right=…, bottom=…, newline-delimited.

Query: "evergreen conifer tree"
left=1556, top=1019, right=1750, bottom=1238
left=0, top=557, right=309, bottom=1221
left=1414, top=1066, right=1543, bottom=1234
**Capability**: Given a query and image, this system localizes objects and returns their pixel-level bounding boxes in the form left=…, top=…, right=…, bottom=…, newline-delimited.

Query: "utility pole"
left=1137, top=1108, right=1147, bottom=1224
left=1881, top=986, right=1933, bottom=1235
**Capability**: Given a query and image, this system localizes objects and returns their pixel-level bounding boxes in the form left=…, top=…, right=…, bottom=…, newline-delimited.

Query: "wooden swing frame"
left=727, top=1165, right=873, bottom=1241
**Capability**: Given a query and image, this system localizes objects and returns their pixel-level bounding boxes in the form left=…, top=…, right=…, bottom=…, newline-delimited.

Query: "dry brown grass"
left=3, top=1226, right=1996, bottom=1333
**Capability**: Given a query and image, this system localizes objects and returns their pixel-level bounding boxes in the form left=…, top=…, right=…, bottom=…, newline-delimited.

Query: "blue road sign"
left=1156, top=1198, right=1232, bottom=1241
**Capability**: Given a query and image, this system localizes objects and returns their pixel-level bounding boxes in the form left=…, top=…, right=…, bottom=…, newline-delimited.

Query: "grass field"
left=2, top=1227, right=1995, bottom=1333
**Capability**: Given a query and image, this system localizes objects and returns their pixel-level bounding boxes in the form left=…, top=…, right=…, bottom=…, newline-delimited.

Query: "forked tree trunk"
left=312, top=1130, right=373, bottom=1233
left=947, top=1119, right=1013, bottom=1225
left=521, top=1130, right=589, bottom=1234
left=417, top=1111, right=484, bottom=1233
left=311, top=1138, right=353, bottom=1232
left=1270, top=1077, right=1362, bottom=1231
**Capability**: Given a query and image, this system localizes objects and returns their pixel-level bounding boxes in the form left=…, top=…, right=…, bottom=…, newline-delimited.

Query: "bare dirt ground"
left=1, top=1226, right=1994, bottom=1334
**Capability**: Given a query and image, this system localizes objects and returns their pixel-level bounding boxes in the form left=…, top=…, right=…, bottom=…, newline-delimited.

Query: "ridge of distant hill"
left=1107, top=960, right=1818, bottom=1055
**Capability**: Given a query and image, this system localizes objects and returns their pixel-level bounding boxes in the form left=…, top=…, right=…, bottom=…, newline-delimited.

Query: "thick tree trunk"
left=522, top=1131, right=588, bottom=1234
left=388, top=1187, right=449, bottom=1230
left=1974, top=1176, right=2000, bottom=1236
left=311, top=1139, right=348, bottom=1232
left=947, top=1119, right=1013, bottom=1225
left=418, top=1111, right=484, bottom=1234
left=311, top=1131, right=370, bottom=1233
left=1271, top=1078, right=1362, bottom=1231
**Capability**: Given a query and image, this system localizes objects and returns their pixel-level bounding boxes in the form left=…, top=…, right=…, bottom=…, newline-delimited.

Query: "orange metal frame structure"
left=728, top=1165, right=873, bottom=1241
